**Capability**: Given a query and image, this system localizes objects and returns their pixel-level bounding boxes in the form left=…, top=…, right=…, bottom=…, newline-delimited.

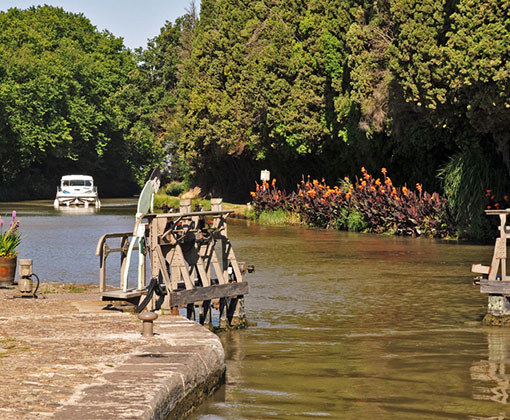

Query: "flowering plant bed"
left=251, top=168, right=455, bottom=238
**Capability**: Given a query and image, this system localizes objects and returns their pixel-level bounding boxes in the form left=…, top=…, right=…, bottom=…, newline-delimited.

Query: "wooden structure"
left=97, top=198, right=248, bottom=329
left=473, top=209, right=510, bottom=316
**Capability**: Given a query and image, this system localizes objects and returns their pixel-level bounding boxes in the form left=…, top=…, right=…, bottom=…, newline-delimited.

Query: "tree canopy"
left=2, top=1, right=510, bottom=235
left=0, top=6, right=148, bottom=198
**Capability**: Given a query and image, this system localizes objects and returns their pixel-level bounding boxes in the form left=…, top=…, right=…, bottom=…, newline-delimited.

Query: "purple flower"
left=12, top=210, right=16, bottom=219
left=0, top=219, right=3, bottom=228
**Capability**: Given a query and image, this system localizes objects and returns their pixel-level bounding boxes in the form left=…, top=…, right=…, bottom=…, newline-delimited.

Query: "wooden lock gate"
left=97, top=192, right=249, bottom=329
left=473, top=209, right=510, bottom=317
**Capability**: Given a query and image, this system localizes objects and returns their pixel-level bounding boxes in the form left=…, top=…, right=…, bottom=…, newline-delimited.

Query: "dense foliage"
left=174, top=0, right=510, bottom=237
left=250, top=168, right=455, bottom=237
left=2, top=2, right=510, bottom=237
left=0, top=6, right=155, bottom=198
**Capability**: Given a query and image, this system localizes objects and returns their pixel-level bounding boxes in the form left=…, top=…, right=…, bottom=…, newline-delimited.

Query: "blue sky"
left=0, top=0, right=198, bottom=50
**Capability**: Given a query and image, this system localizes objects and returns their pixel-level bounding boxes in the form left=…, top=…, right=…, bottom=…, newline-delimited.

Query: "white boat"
left=54, top=175, right=101, bottom=208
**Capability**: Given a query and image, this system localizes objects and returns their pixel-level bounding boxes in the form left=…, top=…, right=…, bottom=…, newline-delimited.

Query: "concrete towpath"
left=0, top=283, right=225, bottom=420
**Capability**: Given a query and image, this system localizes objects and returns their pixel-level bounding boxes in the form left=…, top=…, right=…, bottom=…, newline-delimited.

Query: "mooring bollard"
left=138, top=311, right=158, bottom=337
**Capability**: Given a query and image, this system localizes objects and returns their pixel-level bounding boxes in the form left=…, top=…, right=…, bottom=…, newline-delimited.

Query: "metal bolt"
left=138, top=311, right=158, bottom=337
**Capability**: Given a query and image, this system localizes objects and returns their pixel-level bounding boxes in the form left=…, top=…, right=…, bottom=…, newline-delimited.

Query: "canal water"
left=1, top=202, right=507, bottom=419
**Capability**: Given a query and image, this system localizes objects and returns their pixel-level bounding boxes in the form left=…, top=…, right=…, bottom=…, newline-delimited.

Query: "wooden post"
left=180, top=199, right=191, bottom=214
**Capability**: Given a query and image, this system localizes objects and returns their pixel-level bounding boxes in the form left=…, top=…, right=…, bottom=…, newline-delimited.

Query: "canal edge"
left=52, top=317, right=226, bottom=420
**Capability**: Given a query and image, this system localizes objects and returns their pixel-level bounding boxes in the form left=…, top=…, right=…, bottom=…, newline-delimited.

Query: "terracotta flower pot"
left=0, top=256, right=17, bottom=286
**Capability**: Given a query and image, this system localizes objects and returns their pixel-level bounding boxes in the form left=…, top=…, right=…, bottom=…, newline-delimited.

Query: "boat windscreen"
left=63, top=180, right=92, bottom=187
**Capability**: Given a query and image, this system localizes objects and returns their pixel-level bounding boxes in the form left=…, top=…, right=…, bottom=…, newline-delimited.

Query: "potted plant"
left=0, top=211, right=21, bottom=286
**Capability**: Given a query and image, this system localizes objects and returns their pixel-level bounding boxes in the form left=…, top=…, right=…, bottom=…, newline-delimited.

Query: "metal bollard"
left=138, top=311, right=158, bottom=337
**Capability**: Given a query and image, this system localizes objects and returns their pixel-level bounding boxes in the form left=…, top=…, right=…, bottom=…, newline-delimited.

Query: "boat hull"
left=54, top=194, right=101, bottom=208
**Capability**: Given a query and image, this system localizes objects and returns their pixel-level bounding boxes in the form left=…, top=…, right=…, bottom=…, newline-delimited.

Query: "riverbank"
left=0, top=282, right=225, bottom=420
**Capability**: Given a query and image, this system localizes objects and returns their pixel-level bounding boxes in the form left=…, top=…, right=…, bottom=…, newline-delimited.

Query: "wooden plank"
left=472, top=264, right=490, bottom=275
left=169, top=282, right=248, bottom=306
left=480, top=280, right=510, bottom=294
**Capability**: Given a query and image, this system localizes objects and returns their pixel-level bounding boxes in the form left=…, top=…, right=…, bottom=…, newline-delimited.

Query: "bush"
left=163, top=181, right=188, bottom=197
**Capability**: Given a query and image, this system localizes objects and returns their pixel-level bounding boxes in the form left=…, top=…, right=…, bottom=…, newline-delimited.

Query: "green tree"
left=0, top=6, right=141, bottom=198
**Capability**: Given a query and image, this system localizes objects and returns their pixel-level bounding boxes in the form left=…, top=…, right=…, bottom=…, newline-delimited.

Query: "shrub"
left=163, top=181, right=188, bottom=197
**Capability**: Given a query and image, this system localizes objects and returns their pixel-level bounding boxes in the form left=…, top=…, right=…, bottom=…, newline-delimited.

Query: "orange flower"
left=370, top=186, right=376, bottom=192
left=313, top=179, right=319, bottom=186
left=256, top=184, right=260, bottom=191
left=361, top=166, right=367, bottom=173
left=487, top=205, right=492, bottom=209
left=402, top=186, right=408, bottom=196
left=495, top=202, right=501, bottom=208
left=381, top=168, right=387, bottom=175
left=272, top=178, right=276, bottom=186
left=250, top=191, right=256, bottom=197
left=392, top=187, right=397, bottom=196
left=345, top=192, right=352, bottom=199
left=416, top=183, right=422, bottom=192
left=364, top=173, right=370, bottom=180
left=362, top=180, right=367, bottom=187
left=380, top=188, right=386, bottom=194
left=375, top=179, right=381, bottom=186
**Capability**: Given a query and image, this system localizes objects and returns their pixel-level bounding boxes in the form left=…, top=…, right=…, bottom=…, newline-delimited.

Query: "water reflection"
left=55, top=206, right=99, bottom=215
left=190, top=223, right=506, bottom=420
left=472, top=329, right=510, bottom=406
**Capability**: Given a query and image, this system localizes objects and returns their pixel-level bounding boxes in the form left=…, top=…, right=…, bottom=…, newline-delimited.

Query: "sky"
left=0, top=0, right=198, bottom=50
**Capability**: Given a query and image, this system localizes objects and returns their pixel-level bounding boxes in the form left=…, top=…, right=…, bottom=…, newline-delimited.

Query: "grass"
left=64, top=284, right=87, bottom=293
left=39, top=283, right=91, bottom=295
left=255, top=209, right=301, bottom=225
